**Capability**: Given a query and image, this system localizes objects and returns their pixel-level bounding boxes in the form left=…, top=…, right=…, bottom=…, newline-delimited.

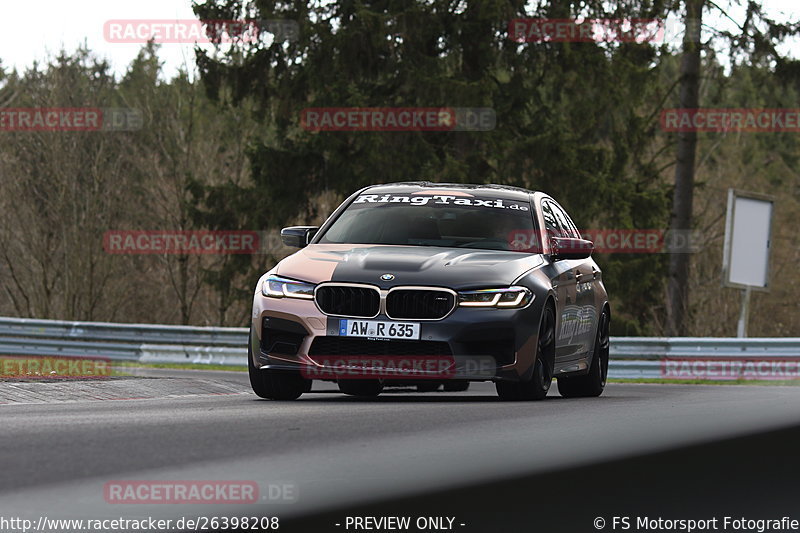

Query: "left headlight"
left=261, top=274, right=316, bottom=299
left=458, top=286, right=533, bottom=308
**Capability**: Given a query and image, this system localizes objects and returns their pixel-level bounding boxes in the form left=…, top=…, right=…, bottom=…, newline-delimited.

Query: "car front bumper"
left=250, top=292, right=542, bottom=382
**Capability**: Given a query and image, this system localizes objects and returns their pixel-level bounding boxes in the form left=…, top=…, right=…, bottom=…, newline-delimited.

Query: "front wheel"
left=248, top=346, right=308, bottom=400
left=557, top=309, right=609, bottom=398
left=496, top=305, right=555, bottom=401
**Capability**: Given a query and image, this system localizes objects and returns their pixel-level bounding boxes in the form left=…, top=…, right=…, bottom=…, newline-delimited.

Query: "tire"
left=557, top=309, right=610, bottom=398
left=248, top=345, right=307, bottom=400
left=416, top=381, right=442, bottom=393
left=496, top=305, right=555, bottom=401
left=442, top=381, right=470, bottom=392
left=338, top=379, right=383, bottom=397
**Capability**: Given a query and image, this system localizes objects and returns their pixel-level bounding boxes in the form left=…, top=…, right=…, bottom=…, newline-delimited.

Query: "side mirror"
left=281, top=226, right=319, bottom=248
left=550, top=237, right=593, bottom=260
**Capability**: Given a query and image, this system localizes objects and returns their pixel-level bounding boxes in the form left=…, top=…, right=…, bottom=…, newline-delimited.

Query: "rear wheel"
left=496, top=305, right=555, bottom=401
left=338, top=379, right=383, bottom=397
left=557, top=309, right=609, bottom=398
left=248, top=345, right=307, bottom=400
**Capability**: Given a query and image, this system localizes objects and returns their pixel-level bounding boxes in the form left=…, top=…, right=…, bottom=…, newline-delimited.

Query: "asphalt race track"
left=1, top=370, right=799, bottom=532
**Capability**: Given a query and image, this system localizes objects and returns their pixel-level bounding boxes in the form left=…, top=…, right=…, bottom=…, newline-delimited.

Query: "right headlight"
left=261, top=274, right=316, bottom=299
left=457, top=286, right=533, bottom=308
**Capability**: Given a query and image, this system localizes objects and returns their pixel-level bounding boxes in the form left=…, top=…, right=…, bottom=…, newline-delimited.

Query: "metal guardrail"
left=608, top=360, right=662, bottom=380
left=0, top=317, right=799, bottom=378
left=611, top=337, right=800, bottom=360
left=0, top=317, right=246, bottom=346
left=0, top=337, right=139, bottom=360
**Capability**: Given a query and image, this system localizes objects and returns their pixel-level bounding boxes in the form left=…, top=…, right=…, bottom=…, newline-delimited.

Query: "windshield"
left=318, top=192, right=535, bottom=251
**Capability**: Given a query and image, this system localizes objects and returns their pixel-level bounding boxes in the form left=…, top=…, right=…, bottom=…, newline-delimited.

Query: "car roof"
left=363, top=182, right=539, bottom=202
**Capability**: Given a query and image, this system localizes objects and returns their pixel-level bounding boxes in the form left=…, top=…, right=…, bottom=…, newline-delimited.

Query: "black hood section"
left=305, top=245, right=543, bottom=289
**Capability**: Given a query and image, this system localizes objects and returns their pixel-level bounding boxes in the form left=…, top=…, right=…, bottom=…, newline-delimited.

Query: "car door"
left=540, top=200, right=583, bottom=366
left=548, top=200, right=598, bottom=362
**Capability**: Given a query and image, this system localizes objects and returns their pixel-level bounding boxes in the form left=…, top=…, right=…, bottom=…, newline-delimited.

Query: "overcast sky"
left=2, top=0, right=799, bottom=79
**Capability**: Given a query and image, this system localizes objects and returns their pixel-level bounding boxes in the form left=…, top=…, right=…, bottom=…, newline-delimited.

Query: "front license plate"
left=339, top=319, right=420, bottom=340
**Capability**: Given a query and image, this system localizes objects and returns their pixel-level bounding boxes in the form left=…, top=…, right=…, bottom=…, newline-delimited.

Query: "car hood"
left=276, top=244, right=543, bottom=289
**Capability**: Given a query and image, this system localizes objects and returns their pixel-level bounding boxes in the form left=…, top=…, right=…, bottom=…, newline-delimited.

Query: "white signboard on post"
left=722, top=190, right=773, bottom=289
left=722, top=189, right=773, bottom=336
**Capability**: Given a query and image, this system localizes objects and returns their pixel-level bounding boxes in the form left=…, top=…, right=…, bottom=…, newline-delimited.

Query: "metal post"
left=736, top=286, right=751, bottom=338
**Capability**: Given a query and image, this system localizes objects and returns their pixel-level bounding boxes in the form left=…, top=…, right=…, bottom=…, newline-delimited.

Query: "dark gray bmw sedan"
left=249, top=182, right=610, bottom=401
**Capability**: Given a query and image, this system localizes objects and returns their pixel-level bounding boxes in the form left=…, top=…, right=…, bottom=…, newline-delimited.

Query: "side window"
left=549, top=201, right=579, bottom=239
left=540, top=201, right=559, bottom=236
left=542, top=200, right=572, bottom=239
